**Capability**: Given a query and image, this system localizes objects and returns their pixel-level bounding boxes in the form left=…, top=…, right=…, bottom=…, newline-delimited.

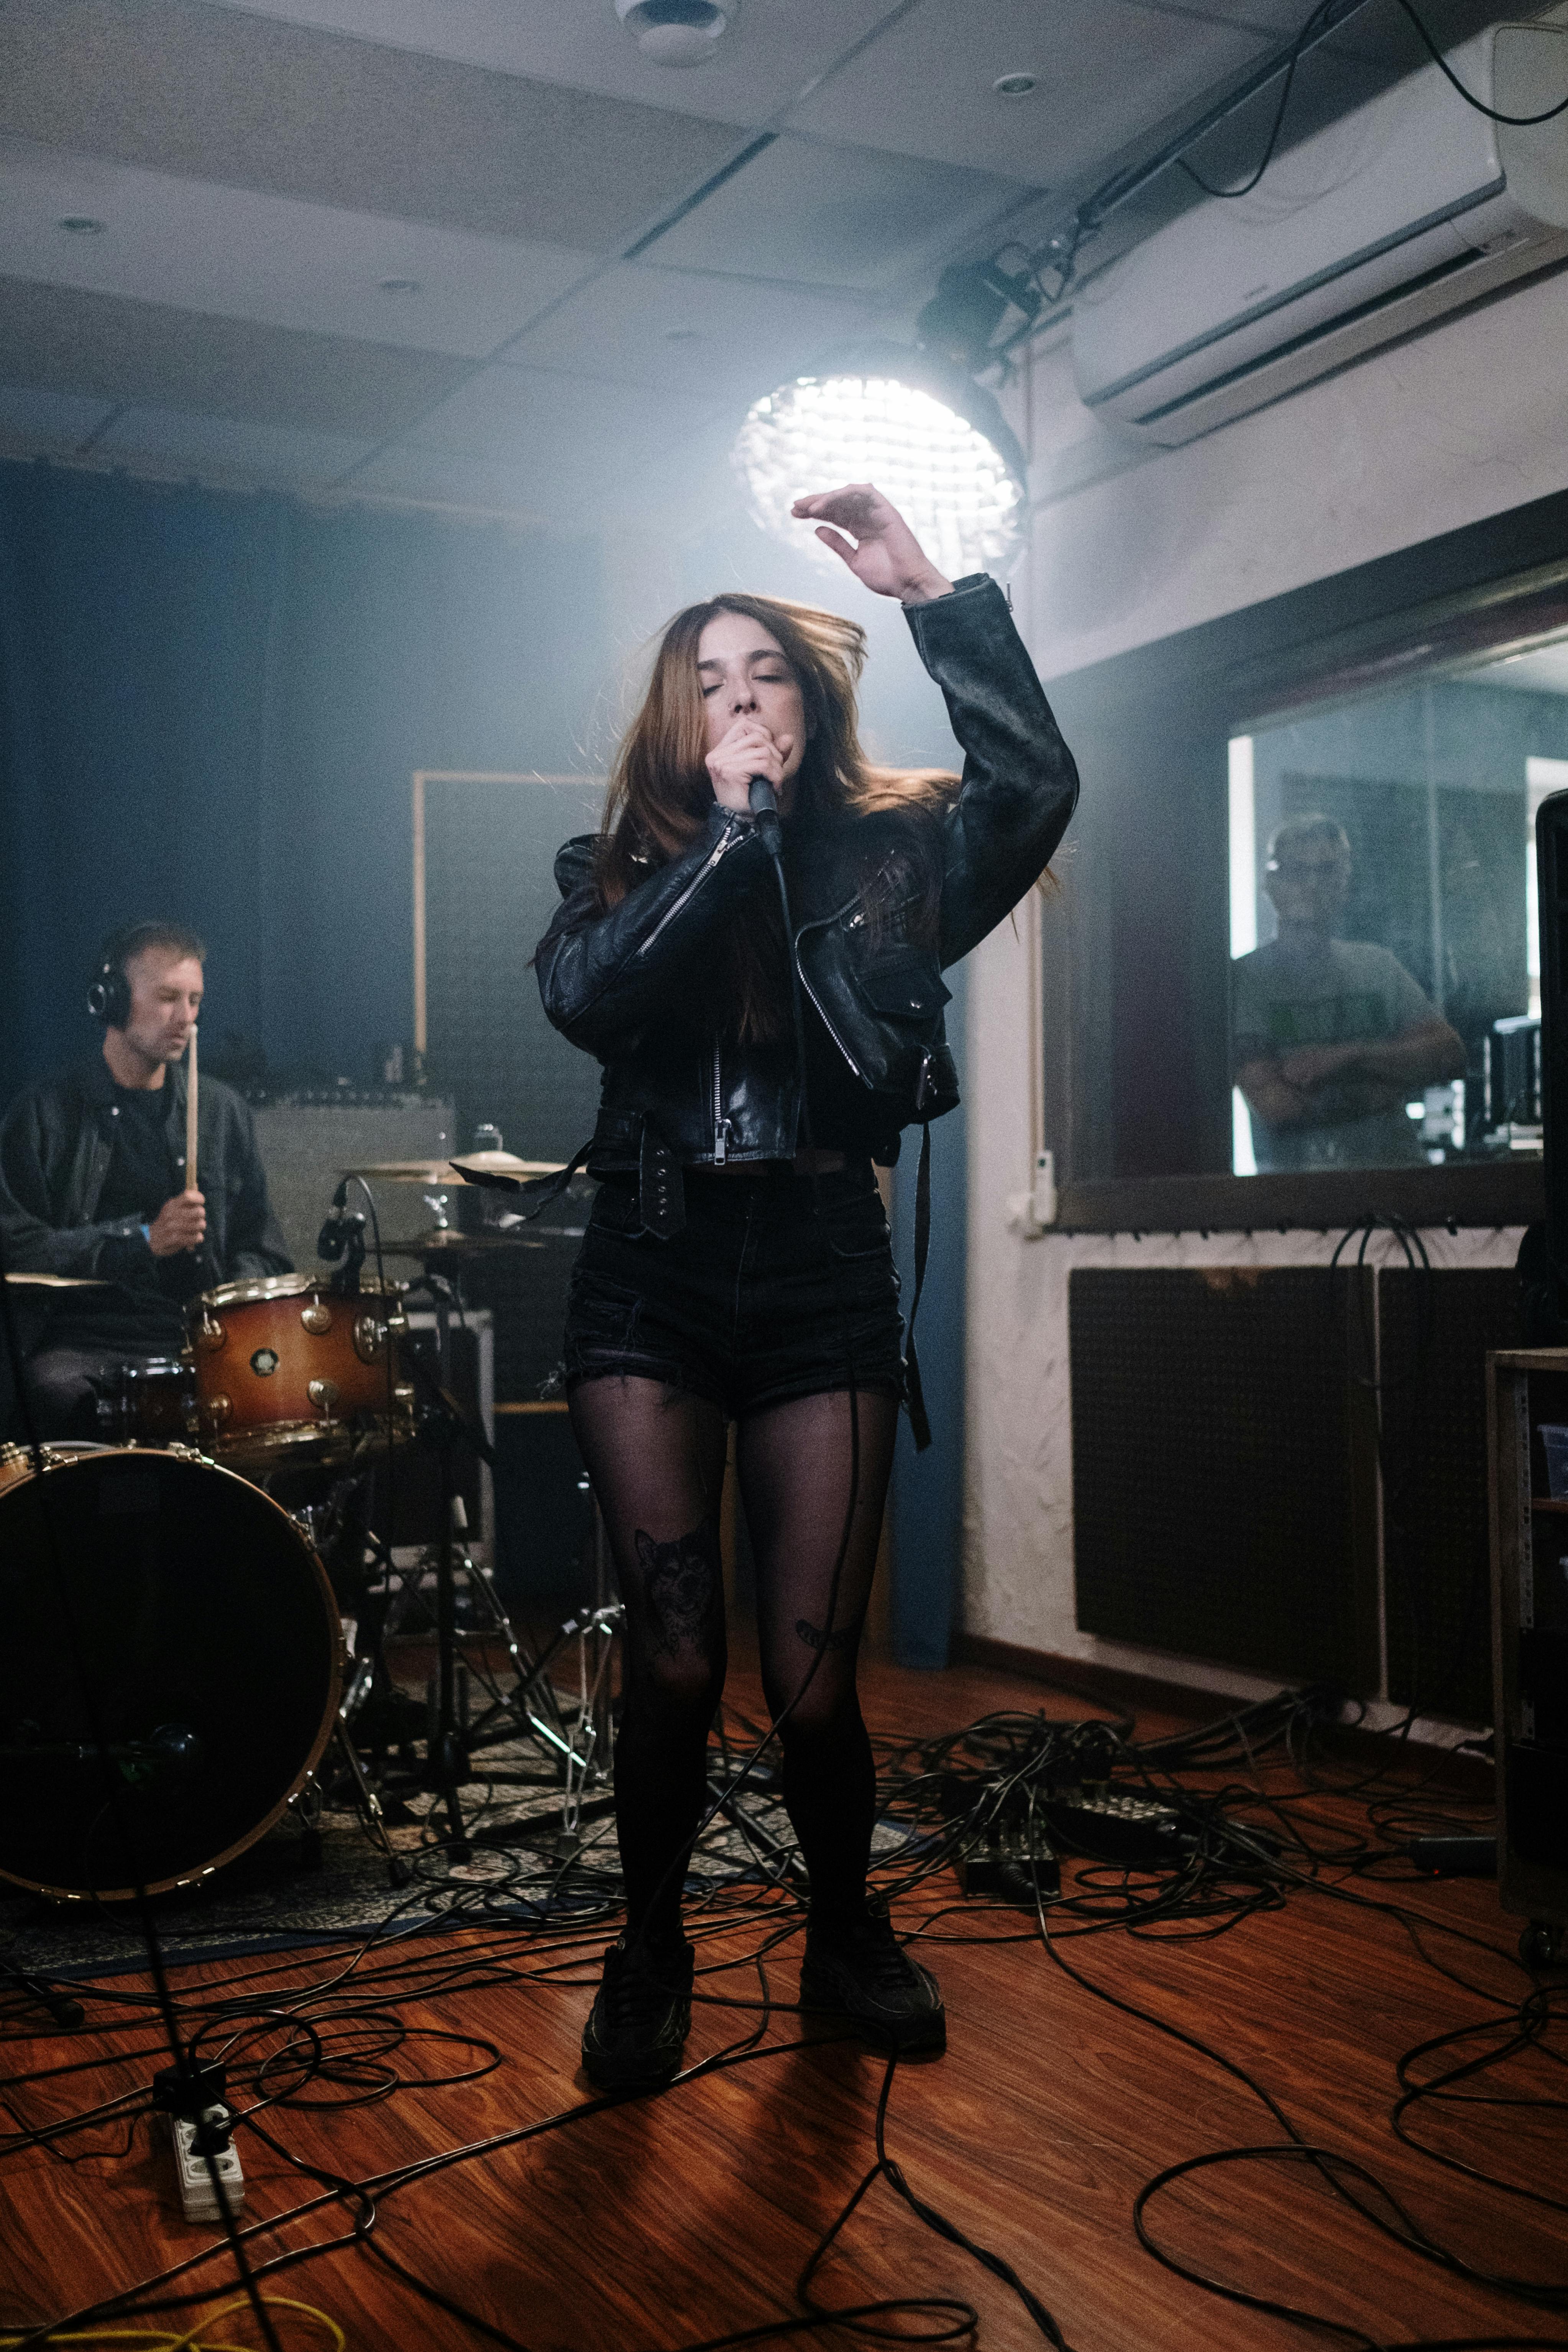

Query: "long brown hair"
left=596, top=593, right=959, bottom=1037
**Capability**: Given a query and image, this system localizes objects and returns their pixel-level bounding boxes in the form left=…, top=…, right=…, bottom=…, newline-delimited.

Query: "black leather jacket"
left=535, top=575, right=1078, bottom=1185
left=0, top=1053, right=290, bottom=1284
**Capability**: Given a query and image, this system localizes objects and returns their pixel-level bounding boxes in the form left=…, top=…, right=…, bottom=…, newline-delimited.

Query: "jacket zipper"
left=792, top=853, right=918, bottom=1084
left=636, top=818, right=742, bottom=959
left=712, top=1042, right=730, bottom=1163
left=793, top=912, right=867, bottom=1084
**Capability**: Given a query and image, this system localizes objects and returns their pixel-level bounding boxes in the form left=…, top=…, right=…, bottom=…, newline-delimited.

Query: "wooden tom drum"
left=186, top=1274, right=414, bottom=1471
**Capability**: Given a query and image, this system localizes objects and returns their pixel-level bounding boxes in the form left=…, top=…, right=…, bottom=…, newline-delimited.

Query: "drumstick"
left=186, top=1027, right=198, bottom=1193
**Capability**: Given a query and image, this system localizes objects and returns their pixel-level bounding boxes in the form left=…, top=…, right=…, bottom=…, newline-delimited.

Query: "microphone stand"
left=397, top=1339, right=496, bottom=1861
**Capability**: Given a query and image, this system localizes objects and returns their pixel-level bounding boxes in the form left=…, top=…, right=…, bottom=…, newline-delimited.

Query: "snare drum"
left=185, top=1274, right=415, bottom=1472
left=98, top=1358, right=197, bottom=1446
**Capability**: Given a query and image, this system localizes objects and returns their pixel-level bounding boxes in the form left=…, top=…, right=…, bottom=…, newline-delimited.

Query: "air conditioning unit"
left=1071, top=12, right=1568, bottom=445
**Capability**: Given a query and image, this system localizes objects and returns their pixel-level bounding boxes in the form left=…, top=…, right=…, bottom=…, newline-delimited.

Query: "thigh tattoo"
left=794, top=1615, right=861, bottom=1655
left=634, top=1519, right=722, bottom=1657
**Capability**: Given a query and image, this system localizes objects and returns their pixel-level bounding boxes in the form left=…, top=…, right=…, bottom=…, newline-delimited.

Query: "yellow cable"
left=0, top=2299, right=346, bottom=2351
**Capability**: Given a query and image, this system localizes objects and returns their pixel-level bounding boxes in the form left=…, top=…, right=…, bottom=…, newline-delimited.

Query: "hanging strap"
left=450, top=1139, right=592, bottom=1218
left=900, top=1119, right=934, bottom=1452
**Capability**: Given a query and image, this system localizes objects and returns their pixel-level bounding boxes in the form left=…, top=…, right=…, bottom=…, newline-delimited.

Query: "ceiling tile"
left=0, top=381, right=116, bottom=450
left=393, top=361, right=726, bottom=467
left=790, top=0, right=1272, bottom=188
left=200, top=0, right=899, bottom=130
left=0, top=139, right=593, bottom=360
left=95, top=406, right=377, bottom=482
left=0, top=0, right=745, bottom=251
left=643, top=133, right=1025, bottom=291
left=504, top=263, right=874, bottom=403
left=359, top=359, right=741, bottom=525
left=0, top=277, right=473, bottom=435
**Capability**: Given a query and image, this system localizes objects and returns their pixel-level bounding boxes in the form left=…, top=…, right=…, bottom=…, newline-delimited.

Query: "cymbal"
left=377, top=1229, right=549, bottom=1256
left=4, top=1271, right=111, bottom=1288
left=338, top=1152, right=564, bottom=1185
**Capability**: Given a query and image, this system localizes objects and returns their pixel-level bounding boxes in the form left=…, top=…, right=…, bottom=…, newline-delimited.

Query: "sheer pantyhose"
left=568, top=1374, right=898, bottom=1953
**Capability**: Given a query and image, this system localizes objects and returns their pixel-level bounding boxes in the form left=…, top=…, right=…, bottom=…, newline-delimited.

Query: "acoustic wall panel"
left=1070, top=1267, right=1380, bottom=1686
left=420, top=773, right=605, bottom=1164
left=1380, top=1266, right=1520, bottom=1725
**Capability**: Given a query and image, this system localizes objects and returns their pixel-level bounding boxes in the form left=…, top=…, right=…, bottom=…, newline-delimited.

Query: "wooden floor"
left=3, top=1651, right=1563, bottom=2352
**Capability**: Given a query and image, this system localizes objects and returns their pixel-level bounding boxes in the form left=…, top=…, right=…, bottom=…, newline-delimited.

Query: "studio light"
left=732, top=345, right=1028, bottom=583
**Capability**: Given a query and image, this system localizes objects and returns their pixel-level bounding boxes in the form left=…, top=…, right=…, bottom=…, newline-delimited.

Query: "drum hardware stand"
left=392, top=1340, right=498, bottom=1862
left=0, top=1957, right=85, bottom=2034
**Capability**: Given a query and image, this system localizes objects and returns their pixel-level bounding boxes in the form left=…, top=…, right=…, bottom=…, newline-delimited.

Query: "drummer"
left=0, top=921, right=290, bottom=1438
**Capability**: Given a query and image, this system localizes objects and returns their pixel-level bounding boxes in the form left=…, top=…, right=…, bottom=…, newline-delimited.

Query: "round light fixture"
left=732, top=347, right=1027, bottom=583
left=993, top=71, right=1037, bottom=97
left=58, top=215, right=106, bottom=235
left=615, top=0, right=736, bottom=66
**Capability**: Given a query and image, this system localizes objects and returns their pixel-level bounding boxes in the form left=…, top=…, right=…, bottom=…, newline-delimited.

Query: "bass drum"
left=0, top=1444, right=342, bottom=1902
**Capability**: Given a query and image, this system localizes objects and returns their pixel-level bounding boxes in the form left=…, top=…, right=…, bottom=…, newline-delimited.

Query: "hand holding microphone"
left=706, top=717, right=790, bottom=810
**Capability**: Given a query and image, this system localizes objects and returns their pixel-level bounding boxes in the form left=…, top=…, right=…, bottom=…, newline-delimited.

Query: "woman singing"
left=535, top=483, right=1078, bottom=2091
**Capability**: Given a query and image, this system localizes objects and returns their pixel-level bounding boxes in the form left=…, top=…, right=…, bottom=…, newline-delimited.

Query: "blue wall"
left=0, top=460, right=605, bottom=1103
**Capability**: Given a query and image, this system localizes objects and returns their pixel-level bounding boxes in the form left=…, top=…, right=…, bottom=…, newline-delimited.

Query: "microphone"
left=317, top=1178, right=354, bottom=1262
left=748, top=774, right=783, bottom=859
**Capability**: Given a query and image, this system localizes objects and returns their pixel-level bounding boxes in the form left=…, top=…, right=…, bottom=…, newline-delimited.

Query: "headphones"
left=86, top=924, right=157, bottom=1027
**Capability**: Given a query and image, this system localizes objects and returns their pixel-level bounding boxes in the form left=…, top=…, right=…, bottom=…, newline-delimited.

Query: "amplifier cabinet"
left=247, top=1094, right=456, bottom=1272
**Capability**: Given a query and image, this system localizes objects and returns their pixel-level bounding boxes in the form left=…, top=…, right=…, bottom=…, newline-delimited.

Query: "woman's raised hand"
left=706, top=714, right=793, bottom=813
left=790, top=485, right=953, bottom=604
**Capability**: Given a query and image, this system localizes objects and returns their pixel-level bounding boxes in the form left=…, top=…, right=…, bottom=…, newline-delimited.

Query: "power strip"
left=171, top=2106, right=245, bottom=2224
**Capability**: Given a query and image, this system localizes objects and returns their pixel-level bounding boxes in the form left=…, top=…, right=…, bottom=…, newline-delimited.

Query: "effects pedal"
left=1043, top=1787, right=1185, bottom=1863
left=957, top=1818, right=1061, bottom=1907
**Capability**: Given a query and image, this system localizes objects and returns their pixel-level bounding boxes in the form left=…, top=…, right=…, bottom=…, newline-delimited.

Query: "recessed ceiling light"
left=58, top=216, right=106, bottom=235
left=615, top=0, right=737, bottom=67
left=993, top=72, right=1037, bottom=97
left=378, top=277, right=421, bottom=296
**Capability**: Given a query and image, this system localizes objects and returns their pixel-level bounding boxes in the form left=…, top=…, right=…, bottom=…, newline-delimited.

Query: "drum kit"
left=0, top=1149, right=622, bottom=1911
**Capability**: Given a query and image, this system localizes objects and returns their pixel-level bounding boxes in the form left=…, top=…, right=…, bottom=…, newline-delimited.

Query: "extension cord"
left=170, top=2105, right=245, bottom=2224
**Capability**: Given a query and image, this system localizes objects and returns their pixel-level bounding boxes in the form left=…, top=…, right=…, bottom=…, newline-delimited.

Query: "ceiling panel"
left=0, top=0, right=744, bottom=251
left=97, top=405, right=377, bottom=481
left=0, top=382, right=117, bottom=450
left=202, top=0, right=900, bottom=130
left=358, top=358, right=740, bottom=525
left=389, top=361, right=726, bottom=467
left=347, top=440, right=577, bottom=524
left=0, top=139, right=593, bottom=360
left=643, top=133, right=1025, bottom=291
left=0, top=277, right=473, bottom=435
left=504, top=263, right=873, bottom=402
left=790, top=0, right=1272, bottom=187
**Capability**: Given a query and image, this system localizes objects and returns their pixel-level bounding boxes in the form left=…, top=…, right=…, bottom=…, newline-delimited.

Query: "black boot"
left=582, top=1933, right=695, bottom=2091
left=800, top=1900, right=946, bottom=2052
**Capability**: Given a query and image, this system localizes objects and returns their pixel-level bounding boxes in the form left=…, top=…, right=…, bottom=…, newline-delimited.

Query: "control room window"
left=1228, top=637, right=1568, bottom=1178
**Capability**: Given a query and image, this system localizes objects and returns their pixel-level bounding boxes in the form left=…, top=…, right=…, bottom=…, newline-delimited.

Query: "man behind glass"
left=1233, top=814, right=1466, bottom=1171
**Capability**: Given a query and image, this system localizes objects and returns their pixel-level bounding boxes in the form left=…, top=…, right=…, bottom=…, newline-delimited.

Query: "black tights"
left=568, top=1376, right=898, bottom=1952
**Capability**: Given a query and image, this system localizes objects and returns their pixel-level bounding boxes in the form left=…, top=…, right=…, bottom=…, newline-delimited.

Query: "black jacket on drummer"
left=0, top=1053, right=290, bottom=1434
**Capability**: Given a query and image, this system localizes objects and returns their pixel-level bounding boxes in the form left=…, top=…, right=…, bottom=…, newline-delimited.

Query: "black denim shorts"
left=562, top=1160, right=905, bottom=1418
